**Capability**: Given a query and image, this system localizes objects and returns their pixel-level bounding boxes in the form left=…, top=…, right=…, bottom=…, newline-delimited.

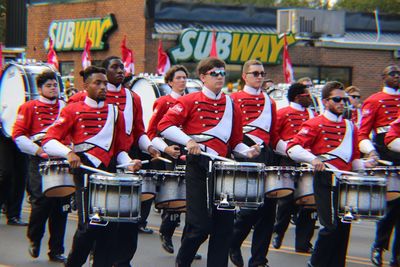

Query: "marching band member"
left=358, top=65, right=400, bottom=267
left=287, top=81, right=376, bottom=267
left=344, top=86, right=362, bottom=128
left=228, top=59, right=279, bottom=267
left=272, top=82, right=317, bottom=254
left=12, top=70, right=69, bottom=262
left=42, top=66, right=141, bottom=267
left=386, top=114, right=400, bottom=153
left=147, top=65, right=201, bottom=260
left=158, top=57, right=260, bottom=267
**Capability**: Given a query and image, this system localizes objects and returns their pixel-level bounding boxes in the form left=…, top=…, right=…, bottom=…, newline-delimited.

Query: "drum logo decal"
left=171, top=104, right=183, bottom=114
left=299, top=127, right=309, bottom=135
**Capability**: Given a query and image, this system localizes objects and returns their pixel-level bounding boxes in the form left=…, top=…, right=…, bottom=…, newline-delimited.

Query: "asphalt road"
left=0, top=204, right=395, bottom=267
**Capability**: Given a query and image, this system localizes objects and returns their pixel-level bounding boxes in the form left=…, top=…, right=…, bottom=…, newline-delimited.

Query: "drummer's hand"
left=148, top=145, right=161, bottom=158
left=165, top=145, right=181, bottom=159
left=364, top=159, right=377, bottom=168
left=311, top=158, right=325, bottom=172
left=186, top=139, right=201, bottom=155
left=67, top=151, right=81, bottom=168
left=127, top=159, right=142, bottom=172
left=36, top=147, right=48, bottom=159
left=247, top=144, right=261, bottom=159
left=367, top=150, right=380, bottom=162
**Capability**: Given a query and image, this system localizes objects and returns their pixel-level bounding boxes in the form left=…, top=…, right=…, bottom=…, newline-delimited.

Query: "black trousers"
left=65, top=156, right=119, bottom=267
left=160, top=210, right=181, bottom=238
left=0, top=132, right=28, bottom=219
left=27, top=156, right=69, bottom=256
left=372, top=134, right=400, bottom=259
left=176, top=155, right=235, bottom=267
left=310, top=171, right=351, bottom=267
left=274, top=194, right=316, bottom=250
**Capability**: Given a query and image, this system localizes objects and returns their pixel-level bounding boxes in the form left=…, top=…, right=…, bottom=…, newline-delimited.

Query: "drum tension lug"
left=217, top=193, right=235, bottom=211
left=341, top=209, right=355, bottom=223
left=89, top=210, right=109, bottom=227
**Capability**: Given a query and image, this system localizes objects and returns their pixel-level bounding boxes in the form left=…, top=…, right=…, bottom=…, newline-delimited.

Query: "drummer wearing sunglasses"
left=286, top=81, right=377, bottom=267
left=158, top=57, right=260, bottom=267
left=344, top=86, right=362, bottom=128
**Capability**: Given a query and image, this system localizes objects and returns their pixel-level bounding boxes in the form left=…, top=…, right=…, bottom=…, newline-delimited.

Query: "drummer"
left=286, top=81, right=376, bottom=267
left=42, top=66, right=141, bottom=266
left=158, top=57, right=260, bottom=267
left=12, top=70, right=69, bottom=262
left=272, top=82, right=317, bottom=254
left=147, top=65, right=201, bottom=260
left=358, top=65, right=400, bottom=267
left=228, top=59, right=279, bottom=267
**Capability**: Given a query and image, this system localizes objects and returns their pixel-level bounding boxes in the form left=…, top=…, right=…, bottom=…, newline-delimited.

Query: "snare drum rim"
left=264, top=166, right=296, bottom=171
left=39, top=160, right=70, bottom=168
left=337, top=175, right=386, bottom=185
left=213, top=161, right=265, bottom=170
left=90, top=173, right=142, bottom=185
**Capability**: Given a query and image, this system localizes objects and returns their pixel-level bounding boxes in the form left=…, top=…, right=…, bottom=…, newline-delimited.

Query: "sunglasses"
left=350, top=95, right=361, bottom=99
left=246, top=71, right=267, bottom=77
left=327, top=96, right=348, bottom=103
left=387, top=71, right=400, bottom=77
left=206, top=70, right=226, bottom=77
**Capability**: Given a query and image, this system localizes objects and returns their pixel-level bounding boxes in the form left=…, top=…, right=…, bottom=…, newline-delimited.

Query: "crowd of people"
left=0, top=56, right=399, bottom=267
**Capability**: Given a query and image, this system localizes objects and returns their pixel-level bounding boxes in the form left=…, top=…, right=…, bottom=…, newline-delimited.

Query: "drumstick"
left=151, top=156, right=173, bottom=164
left=301, top=162, right=359, bottom=176
left=378, top=159, right=393, bottom=166
left=184, top=148, right=236, bottom=163
left=242, top=145, right=264, bottom=154
left=80, top=164, right=115, bottom=176
left=116, top=160, right=149, bottom=168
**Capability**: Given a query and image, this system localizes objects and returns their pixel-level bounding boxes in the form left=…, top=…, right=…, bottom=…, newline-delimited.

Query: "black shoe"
left=138, top=226, right=154, bottom=234
left=229, top=248, right=244, bottom=267
left=194, top=253, right=202, bottom=260
left=371, top=247, right=383, bottom=267
left=272, top=233, right=282, bottom=249
left=295, top=247, right=314, bottom=254
left=160, top=234, right=174, bottom=254
left=28, top=242, right=40, bottom=258
left=49, top=254, right=67, bottom=263
left=7, top=217, right=28, bottom=226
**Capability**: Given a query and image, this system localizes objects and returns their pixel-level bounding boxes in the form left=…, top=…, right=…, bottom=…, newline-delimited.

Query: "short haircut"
left=164, top=65, right=189, bottom=83
left=36, top=70, right=57, bottom=88
left=287, top=83, right=307, bottom=102
left=321, top=81, right=344, bottom=99
left=242, top=59, right=263, bottom=74
left=102, top=56, right=121, bottom=69
left=297, top=77, right=312, bottom=84
left=196, top=57, right=226, bottom=76
left=345, top=85, right=360, bottom=95
left=79, top=66, right=107, bottom=82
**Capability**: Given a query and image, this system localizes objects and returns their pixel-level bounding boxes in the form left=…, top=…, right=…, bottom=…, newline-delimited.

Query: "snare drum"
left=155, top=171, right=186, bottom=210
left=337, top=175, right=386, bottom=221
left=212, top=161, right=265, bottom=208
left=137, top=170, right=158, bottom=201
left=89, top=173, right=142, bottom=222
left=264, top=166, right=295, bottom=198
left=365, top=167, right=400, bottom=201
left=39, top=160, right=75, bottom=197
left=294, top=167, right=315, bottom=206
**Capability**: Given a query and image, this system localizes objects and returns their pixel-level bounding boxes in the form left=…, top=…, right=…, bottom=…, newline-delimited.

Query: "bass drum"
left=130, top=76, right=202, bottom=130
left=0, top=62, right=63, bottom=137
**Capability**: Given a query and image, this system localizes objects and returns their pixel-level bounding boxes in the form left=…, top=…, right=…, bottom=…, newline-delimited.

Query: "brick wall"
left=27, top=0, right=146, bottom=89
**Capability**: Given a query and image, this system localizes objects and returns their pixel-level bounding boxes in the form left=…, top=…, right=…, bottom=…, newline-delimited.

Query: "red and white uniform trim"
left=287, top=110, right=362, bottom=171
left=12, top=96, right=66, bottom=156
left=359, top=86, right=400, bottom=154
left=385, top=114, right=400, bottom=153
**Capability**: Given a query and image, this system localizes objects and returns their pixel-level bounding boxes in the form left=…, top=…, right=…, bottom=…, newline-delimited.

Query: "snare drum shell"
left=365, top=167, right=400, bottom=201
left=89, top=174, right=142, bottom=222
left=40, top=161, right=75, bottom=197
left=264, top=166, right=295, bottom=198
left=294, top=168, right=315, bottom=206
left=155, top=171, right=186, bottom=210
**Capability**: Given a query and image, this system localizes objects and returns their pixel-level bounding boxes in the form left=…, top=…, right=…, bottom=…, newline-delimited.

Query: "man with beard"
left=12, top=70, right=69, bottom=262
left=359, top=65, right=400, bottom=267
left=287, top=81, right=376, bottom=267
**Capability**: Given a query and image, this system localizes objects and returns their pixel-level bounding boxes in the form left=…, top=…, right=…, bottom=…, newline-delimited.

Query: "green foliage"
left=332, top=0, right=400, bottom=14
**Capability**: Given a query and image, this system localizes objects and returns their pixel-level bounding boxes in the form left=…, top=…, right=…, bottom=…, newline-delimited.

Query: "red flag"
left=209, top=30, right=217, bottom=57
left=47, top=38, right=59, bottom=70
left=82, top=33, right=92, bottom=69
left=283, top=34, right=295, bottom=84
left=0, top=43, right=3, bottom=77
left=121, top=36, right=135, bottom=75
left=157, top=40, right=170, bottom=75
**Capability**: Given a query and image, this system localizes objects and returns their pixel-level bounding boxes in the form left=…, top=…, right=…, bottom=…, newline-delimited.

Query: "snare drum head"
left=90, top=173, right=142, bottom=185
left=39, top=160, right=70, bottom=169
left=338, top=175, right=386, bottom=185
left=213, top=161, right=265, bottom=171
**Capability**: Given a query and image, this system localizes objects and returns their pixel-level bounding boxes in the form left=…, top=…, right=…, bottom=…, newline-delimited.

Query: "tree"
left=334, top=0, right=400, bottom=14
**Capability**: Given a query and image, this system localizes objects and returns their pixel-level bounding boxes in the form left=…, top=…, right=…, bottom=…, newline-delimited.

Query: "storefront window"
left=59, top=61, right=74, bottom=89
left=293, top=66, right=352, bottom=87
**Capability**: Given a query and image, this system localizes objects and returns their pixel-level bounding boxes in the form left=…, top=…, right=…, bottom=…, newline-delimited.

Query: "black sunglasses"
left=350, top=95, right=361, bottom=99
left=327, top=96, right=348, bottom=103
left=206, top=70, right=226, bottom=77
left=387, top=71, right=400, bottom=77
left=246, top=71, right=267, bottom=77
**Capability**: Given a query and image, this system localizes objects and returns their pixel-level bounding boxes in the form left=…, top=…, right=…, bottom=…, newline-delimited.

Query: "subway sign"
left=46, top=14, right=117, bottom=51
left=169, top=29, right=296, bottom=64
